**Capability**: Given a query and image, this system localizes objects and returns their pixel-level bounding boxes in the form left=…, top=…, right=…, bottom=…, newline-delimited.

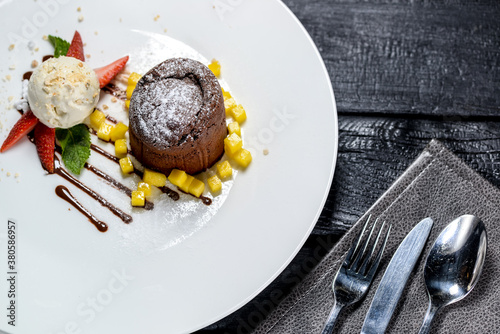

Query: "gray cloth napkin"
left=254, top=140, right=500, bottom=333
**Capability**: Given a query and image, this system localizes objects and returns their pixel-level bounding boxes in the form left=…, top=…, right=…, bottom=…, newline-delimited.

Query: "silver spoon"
left=418, top=215, right=487, bottom=334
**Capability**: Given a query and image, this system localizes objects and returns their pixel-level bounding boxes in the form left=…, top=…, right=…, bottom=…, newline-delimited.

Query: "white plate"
left=0, top=0, right=337, bottom=333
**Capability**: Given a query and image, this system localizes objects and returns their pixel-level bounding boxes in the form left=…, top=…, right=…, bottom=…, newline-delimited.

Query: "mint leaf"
left=56, top=124, right=91, bottom=175
left=48, top=35, right=70, bottom=58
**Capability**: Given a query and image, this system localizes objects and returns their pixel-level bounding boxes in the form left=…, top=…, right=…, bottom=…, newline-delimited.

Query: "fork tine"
left=366, top=224, right=392, bottom=279
left=350, top=219, right=377, bottom=271
left=358, top=220, right=386, bottom=275
left=344, top=215, right=371, bottom=267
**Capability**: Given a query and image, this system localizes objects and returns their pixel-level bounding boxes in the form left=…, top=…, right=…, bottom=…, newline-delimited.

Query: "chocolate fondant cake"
left=129, top=58, right=227, bottom=175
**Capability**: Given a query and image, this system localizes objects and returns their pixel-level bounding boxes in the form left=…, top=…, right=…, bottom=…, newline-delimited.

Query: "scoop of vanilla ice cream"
left=27, top=56, right=100, bottom=128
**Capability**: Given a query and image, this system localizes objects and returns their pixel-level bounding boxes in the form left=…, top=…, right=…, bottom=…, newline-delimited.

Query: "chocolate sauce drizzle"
left=90, top=144, right=144, bottom=178
left=55, top=185, right=108, bottom=232
left=159, top=186, right=180, bottom=201
left=102, top=83, right=127, bottom=100
left=54, top=159, right=133, bottom=224
left=55, top=145, right=153, bottom=209
left=175, top=189, right=212, bottom=206
left=84, top=162, right=154, bottom=210
left=90, top=142, right=211, bottom=205
left=105, top=115, right=118, bottom=124
left=89, top=144, right=183, bottom=202
left=91, top=144, right=119, bottom=163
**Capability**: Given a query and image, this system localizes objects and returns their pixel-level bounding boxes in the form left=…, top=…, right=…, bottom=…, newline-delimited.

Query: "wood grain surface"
left=197, top=0, right=500, bottom=332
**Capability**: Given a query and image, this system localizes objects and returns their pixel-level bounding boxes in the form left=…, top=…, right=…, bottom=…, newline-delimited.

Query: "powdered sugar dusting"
left=135, top=77, right=202, bottom=144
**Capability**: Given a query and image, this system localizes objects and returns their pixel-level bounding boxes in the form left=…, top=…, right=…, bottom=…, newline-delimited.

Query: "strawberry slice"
left=0, top=110, right=39, bottom=153
left=66, top=30, right=85, bottom=62
left=94, top=55, right=129, bottom=88
left=34, top=123, right=55, bottom=174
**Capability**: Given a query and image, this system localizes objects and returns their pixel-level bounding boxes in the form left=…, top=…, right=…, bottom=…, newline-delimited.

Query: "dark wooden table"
left=198, top=0, right=500, bottom=332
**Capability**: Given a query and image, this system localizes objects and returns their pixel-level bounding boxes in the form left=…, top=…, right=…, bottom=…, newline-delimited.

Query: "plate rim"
left=191, top=0, right=339, bottom=330
left=0, top=0, right=338, bottom=332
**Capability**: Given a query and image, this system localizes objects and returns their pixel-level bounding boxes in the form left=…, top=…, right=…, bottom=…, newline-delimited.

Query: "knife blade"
left=360, top=217, right=434, bottom=334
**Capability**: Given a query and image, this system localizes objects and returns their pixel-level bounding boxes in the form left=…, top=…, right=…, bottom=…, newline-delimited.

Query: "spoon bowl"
left=418, top=215, right=487, bottom=334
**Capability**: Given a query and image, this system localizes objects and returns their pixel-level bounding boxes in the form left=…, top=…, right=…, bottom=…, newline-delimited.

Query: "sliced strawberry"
left=0, top=110, right=39, bottom=153
left=66, top=30, right=85, bottom=62
left=34, top=123, right=55, bottom=174
left=94, top=55, right=129, bottom=88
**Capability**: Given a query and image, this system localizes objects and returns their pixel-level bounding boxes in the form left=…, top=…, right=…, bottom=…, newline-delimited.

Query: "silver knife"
left=360, top=217, right=434, bottom=334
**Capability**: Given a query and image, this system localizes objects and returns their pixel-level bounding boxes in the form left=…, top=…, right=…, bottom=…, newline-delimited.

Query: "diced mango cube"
left=224, top=133, right=243, bottom=156
left=89, top=109, right=106, bottom=131
left=119, top=157, right=134, bottom=174
left=125, top=100, right=130, bottom=109
left=126, top=84, right=135, bottom=100
left=179, top=174, right=194, bottom=193
left=207, top=175, right=222, bottom=193
left=143, top=168, right=167, bottom=187
left=217, top=160, right=233, bottom=179
left=128, top=72, right=142, bottom=86
left=228, top=121, right=241, bottom=136
left=110, top=122, right=128, bottom=142
left=131, top=190, right=145, bottom=207
left=189, top=178, right=205, bottom=197
left=224, top=97, right=236, bottom=114
left=208, top=60, right=221, bottom=77
left=167, top=169, right=187, bottom=187
left=233, top=149, right=252, bottom=168
left=231, top=104, right=247, bottom=123
left=97, top=122, right=113, bottom=141
left=137, top=182, right=152, bottom=197
left=115, top=139, right=128, bottom=157
left=221, top=87, right=232, bottom=99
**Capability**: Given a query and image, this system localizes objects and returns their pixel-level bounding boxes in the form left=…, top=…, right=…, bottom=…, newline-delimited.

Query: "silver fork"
left=320, top=216, right=391, bottom=334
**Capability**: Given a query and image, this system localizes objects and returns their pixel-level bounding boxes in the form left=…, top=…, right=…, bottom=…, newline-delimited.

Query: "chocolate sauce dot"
left=23, top=71, right=33, bottom=81
left=200, top=195, right=212, bottom=206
